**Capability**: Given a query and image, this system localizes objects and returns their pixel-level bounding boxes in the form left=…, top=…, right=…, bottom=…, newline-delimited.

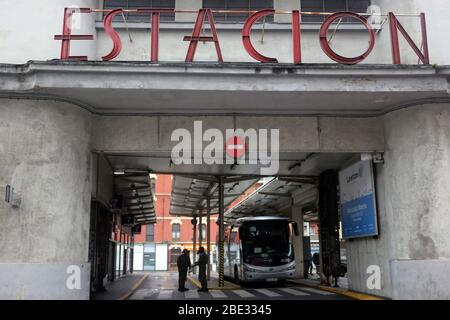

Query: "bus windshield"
left=240, top=220, right=293, bottom=266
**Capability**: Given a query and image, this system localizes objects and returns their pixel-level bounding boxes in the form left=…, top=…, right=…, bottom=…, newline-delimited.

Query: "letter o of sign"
left=319, top=12, right=375, bottom=65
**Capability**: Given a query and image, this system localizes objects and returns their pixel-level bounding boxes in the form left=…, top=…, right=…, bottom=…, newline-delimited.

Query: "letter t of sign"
left=137, top=9, right=175, bottom=62
left=54, top=8, right=94, bottom=60
left=184, top=9, right=223, bottom=62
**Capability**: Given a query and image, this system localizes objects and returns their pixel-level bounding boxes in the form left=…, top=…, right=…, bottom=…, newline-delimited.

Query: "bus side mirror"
left=292, top=222, right=300, bottom=236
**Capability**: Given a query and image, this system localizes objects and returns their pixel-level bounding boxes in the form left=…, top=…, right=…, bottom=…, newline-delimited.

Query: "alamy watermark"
left=171, top=121, right=280, bottom=175
left=366, top=265, right=381, bottom=290
left=66, top=265, right=81, bottom=290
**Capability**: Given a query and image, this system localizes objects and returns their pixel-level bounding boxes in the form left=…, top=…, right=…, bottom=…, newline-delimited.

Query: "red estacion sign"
left=54, top=8, right=430, bottom=65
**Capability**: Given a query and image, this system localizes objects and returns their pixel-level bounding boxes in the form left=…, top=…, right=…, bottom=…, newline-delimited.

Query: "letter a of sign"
left=54, top=8, right=94, bottom=60
left=184, top=9, right=223, bottom=62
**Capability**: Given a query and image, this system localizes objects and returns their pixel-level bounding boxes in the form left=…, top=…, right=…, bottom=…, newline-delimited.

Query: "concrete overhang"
left=0, top=61, right=449, bottom=117
left=169, top=174, right=259, bottom=217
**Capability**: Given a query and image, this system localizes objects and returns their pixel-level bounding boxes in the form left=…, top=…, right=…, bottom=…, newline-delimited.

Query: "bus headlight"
left=244, top=266, right=264, bottom=273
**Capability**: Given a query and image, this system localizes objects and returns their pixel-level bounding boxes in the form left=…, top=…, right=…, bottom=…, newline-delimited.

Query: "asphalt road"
left=129, top=271, right=351, bottom=300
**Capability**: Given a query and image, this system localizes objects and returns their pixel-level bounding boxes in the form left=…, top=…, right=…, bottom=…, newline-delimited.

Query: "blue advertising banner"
left=339, top=160, right=378, bottom=239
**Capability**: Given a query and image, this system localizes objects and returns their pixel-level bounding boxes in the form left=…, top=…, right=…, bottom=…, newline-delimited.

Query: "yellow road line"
left=119, top=273, right=150, bottom=300
left=287, top=280, right=384, bottom=300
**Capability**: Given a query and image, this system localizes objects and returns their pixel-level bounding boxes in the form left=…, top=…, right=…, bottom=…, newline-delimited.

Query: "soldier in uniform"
left=177, top=249, right=191, bottom=291
left=193, top=246, right=208, bottom=292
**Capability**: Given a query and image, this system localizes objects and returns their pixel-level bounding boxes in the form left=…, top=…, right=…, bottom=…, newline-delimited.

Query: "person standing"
left=312, top=252, right=320, bottom=276
left=193, top=246, right=208, bottom=292
left=177, top=249, right=191, bottom=292
left=304, top=248, right=312, bottom=279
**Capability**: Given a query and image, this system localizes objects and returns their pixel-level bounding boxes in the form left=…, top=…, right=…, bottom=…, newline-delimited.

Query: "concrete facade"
left=0, top=99, right=92, bottom=299
left=0, top=0, right=450, bottom=300
left=2, top=0, right=449, bottom=65
left=347, top=104, right=450, bottom=299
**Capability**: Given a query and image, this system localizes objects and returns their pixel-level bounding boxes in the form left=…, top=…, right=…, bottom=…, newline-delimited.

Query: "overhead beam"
left=117, top=186, right=151, bottom=192
left=223, top=176, right=260, bottom=183
left=126, top=208, right=155, bottom=214
left=127, top=200, right=154, bottom=207
left=171, top=203, right=218, bottom=211
left=172, top=191, right=210, bottom=200
left=176, top=174, right=219, bottom=183
left=259, top=192, right=292, bottom=198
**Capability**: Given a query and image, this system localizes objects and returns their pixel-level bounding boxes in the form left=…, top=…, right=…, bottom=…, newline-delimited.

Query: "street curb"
left=286, top=279, right=384, bottom=300
left=187, top=275, right=241, bottom=290
left=119, top=273, right=150, bottom=300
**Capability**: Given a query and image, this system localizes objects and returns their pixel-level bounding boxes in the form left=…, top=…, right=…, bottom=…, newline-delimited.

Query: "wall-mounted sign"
left=54, top=8, right=430, bottom=65
left=339, top=160, right=378, bottom=239
left=4, top=185, right=11, bottom=203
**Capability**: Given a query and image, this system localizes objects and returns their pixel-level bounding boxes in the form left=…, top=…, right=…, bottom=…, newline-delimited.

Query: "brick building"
left=133, top=175, right=219, bottom=271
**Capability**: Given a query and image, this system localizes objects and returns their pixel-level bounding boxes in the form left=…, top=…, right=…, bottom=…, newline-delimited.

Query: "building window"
left=172, top=223, right=180, bottom=241
left=203, top=0, right=274, bottom=22
left=145, top=224, right=154, bottom=242
left=170, top=248, right=182, bottom=268
left=103, top=0, right=175, bottom=22
left=301, top=0, right=371, bottom=23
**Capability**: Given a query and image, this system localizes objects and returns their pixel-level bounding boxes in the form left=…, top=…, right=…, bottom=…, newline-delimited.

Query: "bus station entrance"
left=93, top=147, right=360, bottom=300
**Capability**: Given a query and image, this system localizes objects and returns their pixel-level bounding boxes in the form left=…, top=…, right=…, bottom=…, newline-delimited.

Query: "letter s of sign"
left=366, top=265, right=381, bottom=290
left=102, top=9, right=124, bottom=61
left=66, top=265, right=81, bottom=290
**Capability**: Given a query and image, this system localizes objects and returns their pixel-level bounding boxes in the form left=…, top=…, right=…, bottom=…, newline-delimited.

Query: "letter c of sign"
left=103, top=9, right=123, bottom=61
left=319, top=12, right=375, bottom=65
left=242, top=10, right=278, bottom=63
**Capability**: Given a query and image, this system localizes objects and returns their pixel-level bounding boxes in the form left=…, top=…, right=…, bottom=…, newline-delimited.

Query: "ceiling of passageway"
left=225, top=177, right=316, bottom=220
left=169, top=174, right=259, bottom=217
left=106, top=152, right=359, bottom=220
left=113, top=173, right=156, bottom=225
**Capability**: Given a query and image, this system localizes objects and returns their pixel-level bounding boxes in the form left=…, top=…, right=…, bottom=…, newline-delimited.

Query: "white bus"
left=224, top=217, right=298, bottom=283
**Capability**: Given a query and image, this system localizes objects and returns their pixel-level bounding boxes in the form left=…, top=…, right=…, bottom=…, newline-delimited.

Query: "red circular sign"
left=225, top=136, right=246, bottom=159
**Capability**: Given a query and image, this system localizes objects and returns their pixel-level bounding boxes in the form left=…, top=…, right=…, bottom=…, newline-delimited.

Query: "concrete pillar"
left=192, top=216, right=197, bottom=274
left=198, top=210, right=203, bottom=248
left=291, top=204, right=304, bottom=278
left=206, top=198, right=211, bottom=280
left=0, top=99, right=92, bottom=299
left=218, top=176, right=225, bottom=287
left=383, top=104, right=450, bottom=299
